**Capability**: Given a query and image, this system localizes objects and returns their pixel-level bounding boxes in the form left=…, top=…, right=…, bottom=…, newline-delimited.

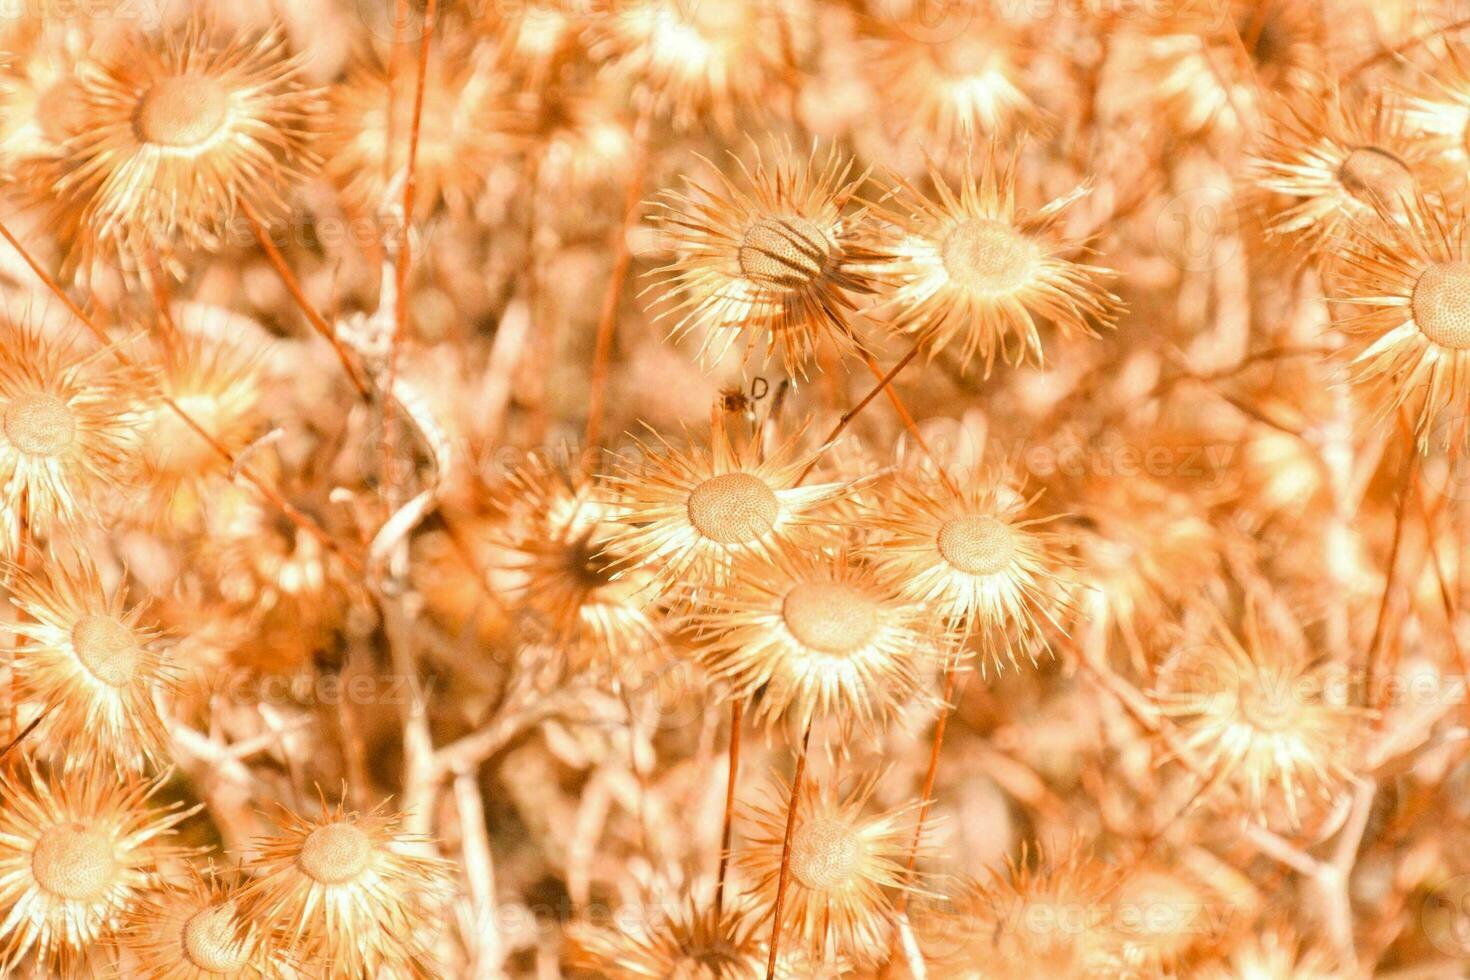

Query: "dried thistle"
left=239, top=799, right=453, bottom=978
left=0, top=764, right=193, bottom=976
left=5, top=552, right=176, bottom=772
left=737, top=775, right=915, bottom=964
left=876, top=148, right=1119, bottom=374
left=691, top=548, right=944, bottom=736
left=648, top=144, right=889, bottom=377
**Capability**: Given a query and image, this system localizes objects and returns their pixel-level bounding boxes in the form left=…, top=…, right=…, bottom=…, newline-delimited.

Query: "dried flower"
left=737, top=776, right=914, bottom=964
left=877, top=149, right=1118, bottom=374
left=649, top=144, right=889, bottom=377
left=116, top=865, right=285, bottom=979
left=0, top=323, right=152, bottom=553
left=610, top=417, right=845, bottom=597
left=240, top=800, right=452, bottom=978
left=1153, top=602, right=1364, bottom=821
left=0, top=764, right=192, bottom=976
left=5, top=553, right=175, bottom=771
left=56, top=21, right=320, bottom=272
left=691, top=549, right=943, bottom=735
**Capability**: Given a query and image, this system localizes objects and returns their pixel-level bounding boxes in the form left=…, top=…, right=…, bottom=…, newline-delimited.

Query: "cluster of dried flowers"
left=5, top=0, right=1470, bottom=976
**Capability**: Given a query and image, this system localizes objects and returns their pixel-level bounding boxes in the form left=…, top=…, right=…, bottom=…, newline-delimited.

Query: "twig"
left=715, top=699, right=743, bottom=917
left=765, top=723, right=813, bottom=980
left=237, top=198, right=372, bottom=398
left=583, top=107, right=652, bottom=459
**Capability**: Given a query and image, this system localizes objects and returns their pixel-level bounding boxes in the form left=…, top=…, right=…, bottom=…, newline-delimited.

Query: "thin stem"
left=858, top=349, right=961, bottom=495
left=237, top=199, right=372, bottom=398
left=764, top=723, right=813, bottom=980
left=1364, top=447, right=1414, bottom=710
left=583, top=108, right=652, bottom=460
left=382, top=0, right=438, bottom=498
left=796, top=342, right=922, bottom=485
left=714, top=699, right=743, bottom=917
left=1346, top=16, right=1470, bottom=80
left=882, top=656, right=959, bottom=972
left=0, top=216, right=361, bottom=572
left=8, top=495, right=27, bottom=739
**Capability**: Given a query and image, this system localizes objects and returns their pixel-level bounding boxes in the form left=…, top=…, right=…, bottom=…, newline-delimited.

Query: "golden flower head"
left=592, top=0, right=803, bottom=130
left=140, top=331, right=268, bottom=530
left=1109, top=0, right=1324, bottom=141
left=927, top=847, right=1128, bottom=980
left=866, top=464, right=1070, bottom=669
left=55, top=20, right=321, bottom=273
left=240, top=799, right=453, bottom=978
left=1397, top=40, right=1470, bottom=170
left=0, top=763, right=192, bottom=976
left=0, top=323, right=153, bottom=554
left=1153, top=602, right=1365, bottom=822
left=570, top=897, right=766, bottom=979
left=609, top=416, right=846, bottom=598
left=737, top=776, right=915, bottom=965
left=117, top=864, right=287, bottom=979
left=491, top=457, right=665, bottom=673
left=1249, top=88, right=1432, bottom=263
left=649, top=144, right=889, bottom=378
left=0, top=20, right=91, bottom=179
left=1332, top=203, right=1470, bottom=442
left=876, top=148, right=1119, bottom=375
left=863, top=10, right=1037, bottom=149
left=325, top=42, right=523, bottom=219
left=6, top=552, right=176, bottom=772
left=691, top=549, right=944, bottom=737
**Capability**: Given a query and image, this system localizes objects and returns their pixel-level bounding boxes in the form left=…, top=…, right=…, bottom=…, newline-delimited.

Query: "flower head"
left=866, top=465, right=1070, bottom=668
left=926, top=847, right=1129, bottom=979
left=325, top=43, right=522, bottom=218
left=117, top=864, right=287, bottom=979
left=609, top=417, right=845, bottom=598
left=240, top=799, right=453, bottom=978
left=691, top=550, right=943, bottom=736
left=649, top=145, right=889, bottom=377
left=6, top=553, right=176, bottom=771
left=592, top=0, right=802, bottom=130
left=737, top=776, right=915, bottom=964
left=1332, top=204, right=1470, bottom=441
left=491, top=458, right=665, bottom=673
left=0, top=323, right=153, bottom=554
left=56, top=20, right=320, bottom=274
left=863, top=11, right=1037, bottom=148
left=877, top=149, right=1118, bottom=374
left=570, top=898, right=766, bottom=979
left=1153, top=602, right=1364, bottom=822
left=0, top=764, right=192, bottom=975
left=1249, top=88, right=1431, bottom=263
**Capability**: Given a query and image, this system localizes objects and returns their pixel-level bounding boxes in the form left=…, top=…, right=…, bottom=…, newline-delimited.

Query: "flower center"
left=1337, top=146, right=1414, bottom=210
left=1237, top=677, right=1299, bottom=734
left=790, top=816, right=861, bottom=892
left=182, top=903, right=251, bottom=973
left=937, top=515, right=1017, bottom=575
left=1412, top=261, right=1470, bottom=351
left=70, top=615, right=141, bottom=688
left=940, top=218, right=1037, bottom=295
left=32, top=823, right=115, bottom=902
left=298, top=822, right=372, bottom=885
left=737, top=216, right=831, bottom=289
left=135, top=74, right=230, bottom=148
left=686, top=471, right=780, bottom=545
left=781, top=582, right=879, bottom=655
left=3, top=392, right=75, bottom=457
